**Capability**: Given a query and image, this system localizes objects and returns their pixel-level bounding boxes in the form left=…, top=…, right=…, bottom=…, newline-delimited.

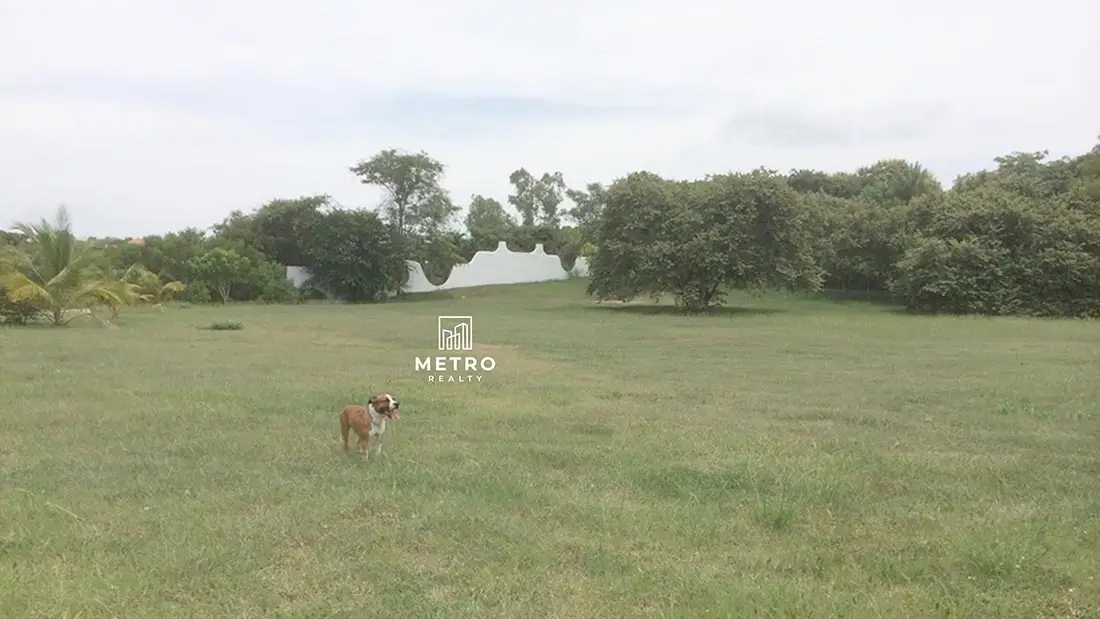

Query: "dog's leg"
left=358, top=433, right=369, bottom=458
left=372, top=432, right=383, bottom=458
left=340, top=413, right=351, bottom=452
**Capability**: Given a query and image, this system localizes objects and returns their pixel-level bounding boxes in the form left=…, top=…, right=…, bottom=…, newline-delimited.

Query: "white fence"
left=286, top=241, right=589, bottom=295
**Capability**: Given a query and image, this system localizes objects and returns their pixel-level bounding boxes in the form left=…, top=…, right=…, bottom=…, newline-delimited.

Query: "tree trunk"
left=700, top=282, right=721, bottom=308
left=393, top=219, right=407, bottom=299
left=217, top=282, right=231, bottom=304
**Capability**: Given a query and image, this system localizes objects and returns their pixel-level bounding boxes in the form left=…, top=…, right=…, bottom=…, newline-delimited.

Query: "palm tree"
left=120, top=263, right=185, bottom=310
left=0, top=205, right=140, bottom=326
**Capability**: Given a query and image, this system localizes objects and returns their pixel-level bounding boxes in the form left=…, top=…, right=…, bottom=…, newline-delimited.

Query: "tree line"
left=591, top=141, right=1100, bottom=315
left=3, top=141, right=1099, bottom=325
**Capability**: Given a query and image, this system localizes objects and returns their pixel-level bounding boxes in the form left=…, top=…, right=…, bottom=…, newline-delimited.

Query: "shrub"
left=297, top=207, right=407, bottom=302
left=890, top=237, right=1022, bottom=314
left=254, top=260, right=301, bottom=303
left=203, top=320, right=243, bottom=331
left=180, top=280, right=214, bottom=303
left=891, top=186, right=1100, bottom=316
left=0, top=286, right=43, bottom=325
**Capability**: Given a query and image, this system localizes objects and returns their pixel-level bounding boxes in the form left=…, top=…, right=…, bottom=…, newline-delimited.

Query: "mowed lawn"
left=2, top=280, right=1099, bottom=618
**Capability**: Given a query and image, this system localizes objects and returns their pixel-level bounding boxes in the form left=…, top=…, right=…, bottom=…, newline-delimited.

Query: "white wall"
left=286, top=241, right=589, bottom=295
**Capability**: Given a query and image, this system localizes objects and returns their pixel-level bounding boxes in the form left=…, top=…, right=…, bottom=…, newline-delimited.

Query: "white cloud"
left=1, top=0, right=1098, bottom=237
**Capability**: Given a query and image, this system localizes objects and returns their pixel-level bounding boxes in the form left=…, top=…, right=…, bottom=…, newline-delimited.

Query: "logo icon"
left=417, top=315, right=496, bottom=383
left=437, top=315, right=473, bottom=351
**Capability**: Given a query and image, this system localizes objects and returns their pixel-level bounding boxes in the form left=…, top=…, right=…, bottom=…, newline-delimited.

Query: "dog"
left=340, top=393, right=400, bottom=459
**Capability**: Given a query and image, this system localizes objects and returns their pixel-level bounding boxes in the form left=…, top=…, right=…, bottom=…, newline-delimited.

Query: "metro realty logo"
left=414, top=315, right=497, bottom=383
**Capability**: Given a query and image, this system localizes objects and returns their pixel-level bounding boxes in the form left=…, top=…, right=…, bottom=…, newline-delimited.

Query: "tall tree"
left=465, top=194, right=517, bottom=250
left=508, top=168, right=539, bottom=227
left=507, top=168, right=567, bottom=228
left=534, top=171, right=566, bottom=228
left=349, top=149, right=458, bottom=239
left=350, top=149, right=460, bottom=295
left=565, top=182, right=606, bottom=244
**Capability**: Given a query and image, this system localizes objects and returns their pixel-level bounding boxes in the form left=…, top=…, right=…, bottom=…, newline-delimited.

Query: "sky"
left=2, top=0, right=1098, bottom=239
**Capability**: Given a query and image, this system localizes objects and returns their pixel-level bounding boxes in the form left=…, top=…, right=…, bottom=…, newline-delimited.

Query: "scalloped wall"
left=286, top=241, right=589, bottom=294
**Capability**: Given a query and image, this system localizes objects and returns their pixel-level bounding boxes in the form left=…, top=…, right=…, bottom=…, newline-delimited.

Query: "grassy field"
left=2, top=279, right=1099, bottom=618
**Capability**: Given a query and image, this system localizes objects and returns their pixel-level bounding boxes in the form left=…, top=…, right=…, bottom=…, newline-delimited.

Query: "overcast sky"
left=2, top=0, right=1098, bottom=238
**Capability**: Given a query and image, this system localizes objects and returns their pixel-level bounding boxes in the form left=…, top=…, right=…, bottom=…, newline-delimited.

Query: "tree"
left=586, top=171, right=676, bottom=303
left=565, top=182, right=607, bottom=247
left=247, top=195, right=328, bottom=266
left=588, top=170, right=822, bottom=312
left=786, top=161, right=941, bottom=292
left=855, top=159, right=943, bottom=207
left=298, top=206, right=408, bottom=302
left=508, top=168, right=539, bottom=227
left=142, top=228, right=210, bottom=284
left=891, top=181, right=1100, bottom=316
left=508, top=168, right=568, bottom=228
left=210, top=210, right=262, bottom=256
left=786, top=169, right=863, bottom=199
left=534, top=171, right=566, bottom=228
left=465, top=194, right=517, bottom=250
left=349, top=149, right=458, bottom=239
left=813, top=197, right=912, bottom=291
left=188, top=247, right=251, bottom=304
left=407, top=231, right=466, bottom=285
left=0, top=205, right=139, bottom=326
left=349, top=149, right=461, bottom=295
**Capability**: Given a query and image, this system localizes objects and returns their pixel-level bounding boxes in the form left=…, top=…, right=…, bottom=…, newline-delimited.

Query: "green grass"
left=2, top=280, right=1099, bottom=618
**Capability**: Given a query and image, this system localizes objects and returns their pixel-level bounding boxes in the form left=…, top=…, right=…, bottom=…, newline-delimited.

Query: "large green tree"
left=588, top=170, right=822, bottom=312
left=349, top=149, right=462, bottom=293
left=464, top=194, right=517, bottom=251
left=891, top=144, right=1100, bottom=316
left=350, top=149, right=459, bottom=238
left=297, top=206, right=408, bottom=302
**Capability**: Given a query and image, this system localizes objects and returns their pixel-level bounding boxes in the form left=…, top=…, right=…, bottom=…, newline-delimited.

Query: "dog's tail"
left=340, top=409, right=351, bottom=450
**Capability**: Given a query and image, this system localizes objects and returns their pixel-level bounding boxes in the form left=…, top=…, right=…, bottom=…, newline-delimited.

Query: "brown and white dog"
left=339, top=394, right=400, bottom=458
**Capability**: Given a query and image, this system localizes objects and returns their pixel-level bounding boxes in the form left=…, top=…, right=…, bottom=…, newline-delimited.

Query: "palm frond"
left=71, top=278, right=140, bottom=309
left=0, top=272, right=56, bottom=306
left=160, top=281, right=186, bottom=295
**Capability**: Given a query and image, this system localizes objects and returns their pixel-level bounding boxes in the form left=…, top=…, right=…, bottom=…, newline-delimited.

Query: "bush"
left=203, top=320, right=243, bottom=330
left=297, top=207, right=407, bottom=302
left=891, top=185, right=1100, bottom=316
left=890, top=237, right=1022, bottom=314
left=253, top=260, right=300, bottom=303
left=0, top=287, right=42, bottom=325
left=180, top=280, right=214, bottom=303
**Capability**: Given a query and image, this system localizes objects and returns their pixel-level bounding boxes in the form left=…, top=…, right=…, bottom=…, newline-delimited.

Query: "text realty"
left=415, top=355, right=496, bottom=383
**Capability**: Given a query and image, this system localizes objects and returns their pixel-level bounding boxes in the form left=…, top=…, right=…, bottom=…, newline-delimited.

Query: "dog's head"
left=368, top=393, right=400, bottom=420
